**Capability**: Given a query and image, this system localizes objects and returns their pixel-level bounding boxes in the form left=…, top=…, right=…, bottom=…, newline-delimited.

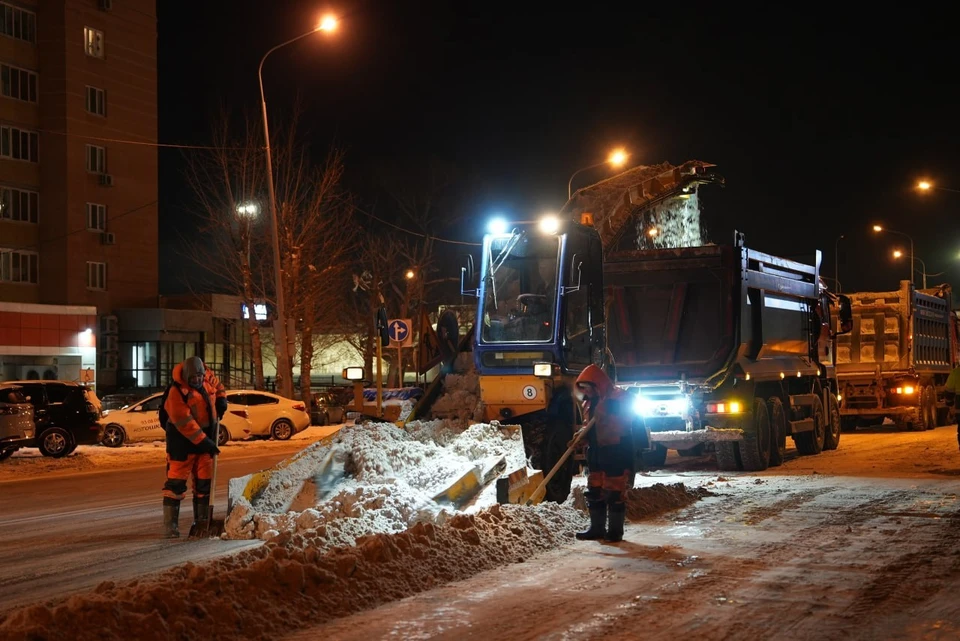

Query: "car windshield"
left=1, top=388, right=27, bottom=404
left=480, top=232, right=560, bottom=343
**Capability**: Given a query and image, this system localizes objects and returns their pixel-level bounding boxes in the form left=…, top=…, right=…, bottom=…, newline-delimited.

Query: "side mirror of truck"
left=564, top=254, right=582, bottom=294
left=460, top=254, right=477, bottom=297
left=837, top=295, right=853, bottom=334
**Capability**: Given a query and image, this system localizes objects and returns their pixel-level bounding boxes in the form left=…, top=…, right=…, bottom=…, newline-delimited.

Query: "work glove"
left=215, top=397, right=228, bottom=420
left=200, top=437, right=221, bottom=456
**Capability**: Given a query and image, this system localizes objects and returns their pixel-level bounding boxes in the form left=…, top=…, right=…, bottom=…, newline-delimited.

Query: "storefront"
left=0, top=302, right=98, bottom=390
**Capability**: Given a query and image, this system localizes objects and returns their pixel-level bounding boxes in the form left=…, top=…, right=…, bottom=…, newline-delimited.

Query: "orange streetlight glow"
left=318, top=15, right=338, bottom=32
left=893, top=250, right=903, bottom=259
left=608, top=149, right=629, bottom=167
left=918, top=180, right=932, bottom=191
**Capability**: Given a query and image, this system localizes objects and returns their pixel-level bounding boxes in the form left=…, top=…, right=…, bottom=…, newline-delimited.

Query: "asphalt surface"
left=0, top=445, right=311, bottom=612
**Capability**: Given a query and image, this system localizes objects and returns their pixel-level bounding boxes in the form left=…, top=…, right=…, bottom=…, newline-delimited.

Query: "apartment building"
left=0, top=0, right=157, bottom=389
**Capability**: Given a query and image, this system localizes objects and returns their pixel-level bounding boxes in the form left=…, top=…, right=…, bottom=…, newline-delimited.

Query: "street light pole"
left=257, top=19, right=336, bottom=398
left=567, top=148, right=629, bottom=200
left=834, top=234, right=845, bottom=293
left=873, top=225, right=915, bottom=287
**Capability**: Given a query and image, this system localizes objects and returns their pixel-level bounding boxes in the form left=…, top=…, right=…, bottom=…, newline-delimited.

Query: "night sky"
left=157, top=2, right=959, bottom=297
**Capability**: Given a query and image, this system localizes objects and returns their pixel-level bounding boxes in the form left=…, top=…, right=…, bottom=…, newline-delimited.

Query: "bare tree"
left=184, top=110, right=269, bottom=389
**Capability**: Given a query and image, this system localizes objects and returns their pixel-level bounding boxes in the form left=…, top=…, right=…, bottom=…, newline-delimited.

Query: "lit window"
left=84, top=27, right=104, bottom=58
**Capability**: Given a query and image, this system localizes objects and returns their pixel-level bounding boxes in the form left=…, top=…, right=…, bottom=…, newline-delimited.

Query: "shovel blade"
left=188, top=506, right=225, bottom=538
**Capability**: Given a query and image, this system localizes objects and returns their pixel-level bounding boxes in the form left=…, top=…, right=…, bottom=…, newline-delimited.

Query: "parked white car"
left=99, top=392, right=253, bottom=447
left=223, top=390, right=311, bottom=440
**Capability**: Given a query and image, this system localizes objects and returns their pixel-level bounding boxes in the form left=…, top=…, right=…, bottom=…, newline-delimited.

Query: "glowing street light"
left=318, top=14, right=338, bottom=32
left=892, top=249, right=903, bottom=259
left=405, top=269, right=416, bottom=280
left=872, top=224, right=914, bottom=286
left=647, top=227, right=658, bottom=237
left=236, top=202, right=259, bottom=217
left=567, top=147, right=632, bottom=199
left=918, top=181, right=932, bottom=191
left=892, top=252, right=933, bottom=289
left=258, top=17, right=339, bottom=399
left=915, top=179, right=960, bottom=194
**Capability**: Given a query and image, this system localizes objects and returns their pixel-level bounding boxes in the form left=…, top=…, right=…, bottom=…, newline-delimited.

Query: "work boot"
left=576, top=501, right=607, bottom=540
left=606, top=503, right=626, bottom=543
left=162, top=498, right=181, bottom=539
left=192, top=497, right=210, bottom=529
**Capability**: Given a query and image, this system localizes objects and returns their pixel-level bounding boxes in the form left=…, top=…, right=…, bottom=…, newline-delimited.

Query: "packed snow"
left=224, top=419, right=527, bottom=546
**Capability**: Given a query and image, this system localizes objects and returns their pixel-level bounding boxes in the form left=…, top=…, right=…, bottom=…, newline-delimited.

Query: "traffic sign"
left=388, top=318, right=413, bottom=347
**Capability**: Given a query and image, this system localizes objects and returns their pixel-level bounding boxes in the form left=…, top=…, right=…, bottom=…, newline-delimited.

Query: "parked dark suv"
left=11, top=381, right=103, bottom=457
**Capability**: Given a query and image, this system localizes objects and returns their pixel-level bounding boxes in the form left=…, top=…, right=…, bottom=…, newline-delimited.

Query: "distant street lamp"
left=647, top=227, right=658, bottom=237
left=892, top=252, right=936, bottom=289
left=873, top=225, right=915, bottom=286
left=258, top=15, right=338, bottom=398
left=917, top=180, right=960, bottom=194
left=567, top=148, right=630, bottom=199
left=405, top=269, right=416, bottom=280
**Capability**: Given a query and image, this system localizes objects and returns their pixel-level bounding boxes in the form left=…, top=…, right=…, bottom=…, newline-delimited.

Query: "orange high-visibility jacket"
left=576, top=364, right=631, bottom=447
left=164, top=362, right=226, bottom=456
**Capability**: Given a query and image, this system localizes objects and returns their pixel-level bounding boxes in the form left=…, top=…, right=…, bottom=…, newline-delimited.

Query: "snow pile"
left=0, top=503, right=585, bottom=641
left=225, top=419, right=526, bottom=546
left=632, top=190, right=704, bottom=250
left=570, top=482, right=713, bottom=520
left=429, top=351, right=482, bottom=422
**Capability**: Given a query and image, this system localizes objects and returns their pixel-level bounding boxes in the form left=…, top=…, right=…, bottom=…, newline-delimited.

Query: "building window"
left=84, top=27, right=104, bottom=58
left=0, top=249, right=38, bottom=284
left=0, top=3, right=36, bottom=43
left=86, top=261, right=106, bottom=290
left=118, top=341, right=159, bottom=389
left=0, top=186, right=38, bottom=223
left=1, top=64, right=38, bottom=103
left=85, top=86, right=106, bottom=116
left=85, top=144, right=106, bottom=173
left=85, top=203, right=106, bottom=231
left=1, top=126, right=39, bottom=162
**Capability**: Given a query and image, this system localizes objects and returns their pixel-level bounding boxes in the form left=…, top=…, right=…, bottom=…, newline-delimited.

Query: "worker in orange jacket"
left=574, top=364, right=634, bottom=543
left=161, top=356, right=227, bottom=538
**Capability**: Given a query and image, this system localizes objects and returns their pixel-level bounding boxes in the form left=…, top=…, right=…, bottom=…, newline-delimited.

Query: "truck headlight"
left=533, top=362, right=552, bottom=378
left=633, top=395, right=689, bottom=417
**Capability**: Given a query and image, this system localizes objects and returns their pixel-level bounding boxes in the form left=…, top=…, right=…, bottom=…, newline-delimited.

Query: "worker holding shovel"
left=573, top=365, right=634, bottom=543
left=160, top=357, right=227, bottom=538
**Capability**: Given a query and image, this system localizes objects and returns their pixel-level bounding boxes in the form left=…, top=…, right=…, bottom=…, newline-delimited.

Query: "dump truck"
left=599, top=233, right=852, bottom=471
left=835, top=281, right=958, bottom=431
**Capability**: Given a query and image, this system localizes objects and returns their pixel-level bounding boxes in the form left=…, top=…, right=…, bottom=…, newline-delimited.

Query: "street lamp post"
left=894, top=253, right=933, bottom=289
left=873, top=225, right=915, bottom=286
left=834, top=234, right=845, bottom=293
left=257, top=16, right=337, bottom=398
left=567, top=148, right=629, bottom=200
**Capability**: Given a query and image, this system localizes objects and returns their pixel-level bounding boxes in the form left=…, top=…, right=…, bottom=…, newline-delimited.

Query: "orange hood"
left=575, top=364, right=616, bottom=398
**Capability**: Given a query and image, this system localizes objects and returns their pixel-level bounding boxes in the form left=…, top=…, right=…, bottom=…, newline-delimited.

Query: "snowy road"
left=288, top=424, right=960, bottom=641
left=0, top=430, right=337, bottom=612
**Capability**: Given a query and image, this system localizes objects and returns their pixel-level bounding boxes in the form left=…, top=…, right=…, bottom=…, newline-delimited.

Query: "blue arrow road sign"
left=388, top=319, right=410, bottom=343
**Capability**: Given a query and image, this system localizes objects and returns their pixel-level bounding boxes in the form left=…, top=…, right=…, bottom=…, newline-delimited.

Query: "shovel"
left=526, top=417, right=596, bottom=506
left=189, top=453, right=225, bottom=538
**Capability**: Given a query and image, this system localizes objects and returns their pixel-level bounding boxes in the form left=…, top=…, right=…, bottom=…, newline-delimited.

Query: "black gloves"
left=215, top=397, right=228, bottom=420
left=200, top=437, right=221, bottom=456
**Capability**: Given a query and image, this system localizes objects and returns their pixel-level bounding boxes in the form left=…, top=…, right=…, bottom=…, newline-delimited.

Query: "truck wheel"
left=794, top=396, right=825, bottom=455
left=716, top=442, right=741, bottom=471
left=767, top=397, right=787, bottom=467
left=738, top=398, right=771, bottom=472
left=922, top=386, right=937, bottom=430
left=823, top=393, right=841, bottom=451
